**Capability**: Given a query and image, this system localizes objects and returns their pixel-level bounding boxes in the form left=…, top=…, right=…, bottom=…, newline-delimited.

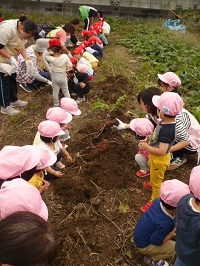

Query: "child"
left=134, top=179, right=190, bottom=266
left=87, top=36, right=103, bottom=59
left=139, top=92, right=184, bottom=212
left=174, top=165, right=200, bottom=266
left=0, top=212, right=56, bottom=266
left=67, top=69, right=90, bottom=104
left=37, top=120, right=71, bottom=179
left=0, top=145, right=54, bottom=185
left=33, top=107, right=72, bottom=145
left=42, top=38, right=72, bottom=107
left=28, top=148, right=57, bottom=194
left=129, top=118, right=154, bottom=177
left=70, top=57, right=94, bottom=81
left=157, top=72, right=181, bottom=95
left=60, top=97, right=82, bottom=116
left=73, top=47, right=93, bottom=68
left=0, top=178, right=49, bottom=221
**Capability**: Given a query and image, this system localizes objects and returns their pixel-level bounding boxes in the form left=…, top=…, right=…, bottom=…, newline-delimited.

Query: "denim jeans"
left=174, top=256, right=187, bottom=266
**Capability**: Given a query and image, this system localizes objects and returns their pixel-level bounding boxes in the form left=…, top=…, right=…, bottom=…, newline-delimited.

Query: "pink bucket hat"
left=152, top=91, right=184, bottom=116
left=38, top=120, right=65, bottom=138
left=60, top=97, right=81, bottom=116
left=46, top=107, right=73, bottom=124
left=158, top=72, right=181, bottom=87
left=0, top=179, right=48, bottom=221
left=36, top=148, right=57, bottom=170
left=189, top=165, right=200, bottom=199
left=130, top=118, right=154, bottom=136
left=160, top=179, right=190, bottom=207
left=0, top=145, right=42, bottom=180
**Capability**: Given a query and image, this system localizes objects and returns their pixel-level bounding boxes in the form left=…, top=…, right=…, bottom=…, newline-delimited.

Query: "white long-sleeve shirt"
left=42, top=51, right=72, bottom=73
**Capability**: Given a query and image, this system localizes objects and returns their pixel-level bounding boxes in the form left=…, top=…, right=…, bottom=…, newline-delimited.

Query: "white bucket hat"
left=32, top=39, right=49, bottom=53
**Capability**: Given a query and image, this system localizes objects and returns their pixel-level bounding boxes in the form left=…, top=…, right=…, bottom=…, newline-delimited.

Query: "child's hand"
left=39, top=180, right=50, bottom=194
left=66, top=154, right=73, bottom=163
left=139, top=142, right=148, bottom=150
left=54, top=171, right=63, bottom=178
left=79, top=82, right=86, bottom=88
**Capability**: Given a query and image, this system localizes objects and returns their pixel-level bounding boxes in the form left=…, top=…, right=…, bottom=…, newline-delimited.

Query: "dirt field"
left=0, top=30, right=197, bottom=266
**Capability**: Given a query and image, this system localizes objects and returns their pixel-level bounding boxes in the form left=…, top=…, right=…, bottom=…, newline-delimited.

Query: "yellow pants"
left=148, top=153, right=170, bottom=201
left=136, top=240, right=175, bottom=260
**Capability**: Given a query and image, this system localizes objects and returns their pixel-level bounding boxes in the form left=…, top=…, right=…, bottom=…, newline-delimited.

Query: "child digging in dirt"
left=36, top=120, right=72, bottom=179
left=129, top=118, right=154, bottom=178
left=134, top=179, right=190, bottom=266
left=60, top=97, right=82, bottom=141
left=139, top=92, right=184, bottom=212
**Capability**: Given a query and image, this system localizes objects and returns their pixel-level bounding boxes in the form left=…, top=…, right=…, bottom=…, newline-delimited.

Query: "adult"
left=0, top=211, right=56, bottom=266
left=17, top=38, right=52, bottom=93
left=79, top=5, right=99, bottom=30
left=66, top=18, right=81, bottom=46
left=0, top=16, right=38, bottom=115
left=67, top=69, right=90, bottom=104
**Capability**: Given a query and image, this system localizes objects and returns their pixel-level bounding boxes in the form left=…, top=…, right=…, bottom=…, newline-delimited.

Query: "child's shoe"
left=140, top=200, right=152, bottom=213
left=55, top=161, right=65, bottom=169
left=144, top=255, right=169, bottom=266
left=76, top=96, right=85, bottom=104
left=136, top=169, right=150, bottom=177
left=167, top=156, right=187, bottom=170
left=143, top=181, right=152, bottom=191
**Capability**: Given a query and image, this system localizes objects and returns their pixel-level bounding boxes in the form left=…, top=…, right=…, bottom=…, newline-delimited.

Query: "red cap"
left=49, top=38, right=61, bottom=48
left=81, top=41, right=89, bottom=47
left=81, top=30, right=89, bottom=37
left=88, top=36, right=97, bottom=44
left=70, top=57, right=77, bottom=65
left=89, top=30, right=97, bottom=36
left=73, top=47, right=84, bottom=54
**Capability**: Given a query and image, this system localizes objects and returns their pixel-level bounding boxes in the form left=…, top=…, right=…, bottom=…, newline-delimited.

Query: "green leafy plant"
left=116, top=23, right=200, bottom=117
left=91, top=95, right=126, bottom=113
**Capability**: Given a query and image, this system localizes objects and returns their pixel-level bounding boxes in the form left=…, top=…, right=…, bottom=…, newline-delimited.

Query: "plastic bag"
left=162, top=19, right=186, bottom=33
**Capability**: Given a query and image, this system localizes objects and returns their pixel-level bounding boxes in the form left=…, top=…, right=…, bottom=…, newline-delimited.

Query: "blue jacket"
left=134, top=198, right=175, bottom=248
left=176, top=194, right=200, bottom=266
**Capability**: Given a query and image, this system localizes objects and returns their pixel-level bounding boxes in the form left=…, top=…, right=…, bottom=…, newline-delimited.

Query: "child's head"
left=0, top=211, right=56, bottom=265
left=36, top=148, right=57, bottom=170
left=189, top=165, right=200, bottom=203
left=48, top=38, right=62, bottom=53
left=137, top=87, right=161, bottom=116
left=0, top=178, right=48, bottom=220
left=158, top=72, right=181, bottom=93
left=60, top=97, right=81, bottom=116
left=70, top=18, right=80, bottom=28
left=46, top=107, right=72, bottom=124
left=73, top=46, right=84, bottom=59
left=38, top=120, right=65, bottom=139
left=130, top=118, right=154, bottom=139
left=62, top=23, right=75, bottom=35
left=66, top=69, right=75, bottom=78
left=152, top=91, right=184, bottom=118
left=0, top=145, right=43, bottom=181
left=160, top=179, right=190, bottom=211
left=70, top=57, right=77, bottom=69
left=81, top=29, right=89, bottom=38
left=32, top=38, right=49, bottom=54
left=88, top=36, right=97, bottom=46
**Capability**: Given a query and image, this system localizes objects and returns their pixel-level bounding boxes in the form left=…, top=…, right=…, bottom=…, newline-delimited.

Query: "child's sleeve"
left=150, top=223, right=174, bottom=246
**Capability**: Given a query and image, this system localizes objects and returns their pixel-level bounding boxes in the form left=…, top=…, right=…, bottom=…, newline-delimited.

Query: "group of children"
left=112, top=71, right=200, bottom=266
left=0, top=11, right=200, bottom=266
